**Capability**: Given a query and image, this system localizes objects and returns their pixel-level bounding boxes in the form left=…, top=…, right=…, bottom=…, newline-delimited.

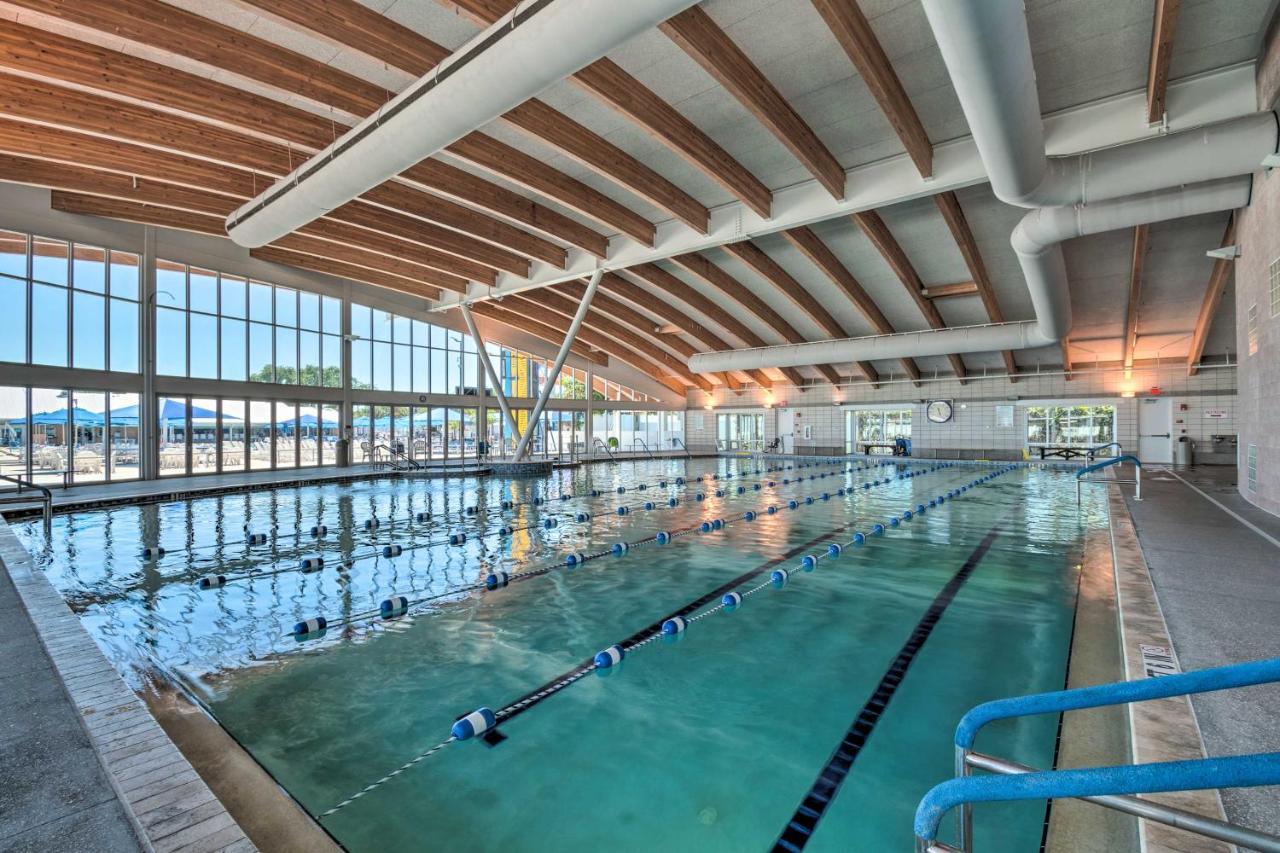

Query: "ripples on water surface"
left=15, top=458, right=1109, bottom=852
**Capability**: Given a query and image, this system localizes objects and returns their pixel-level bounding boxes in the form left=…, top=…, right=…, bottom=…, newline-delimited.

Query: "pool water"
left=14, top=458, right=1108, bottom=851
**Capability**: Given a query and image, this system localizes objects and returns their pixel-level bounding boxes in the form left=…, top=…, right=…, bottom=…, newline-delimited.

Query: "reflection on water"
left=13, top=460, right=1109, bottom=851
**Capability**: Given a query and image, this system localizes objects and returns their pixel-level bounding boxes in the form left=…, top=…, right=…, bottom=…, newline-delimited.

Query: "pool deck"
left=1122, top=465, right=1280, bottom=837
left=0, top=518, right=254, bottom=852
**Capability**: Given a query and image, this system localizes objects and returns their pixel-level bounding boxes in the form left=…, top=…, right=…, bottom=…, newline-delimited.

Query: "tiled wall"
left=1234, top=25, right=1280, bottom=514
left=685, top=364, right=1237, bottom=461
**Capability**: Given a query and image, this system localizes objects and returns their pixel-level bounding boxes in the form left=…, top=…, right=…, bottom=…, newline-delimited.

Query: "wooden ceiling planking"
left=722, top=239, right=878, bottom=384
left=439, top=0, right=773, bottom=219
left=782, top=225, right=921, bottom=382
left=0, top=17, right=608, bottom=255
left=853, top=209, right=969, bottom=382
left=809, top=0, right=932, bottom=177
left=932, top=192, right=1017, bottom=378
left=670, top=252, right=844, bottom=386
left=661, top=6, right=846, bottom=201
left=1187, top=216, right=1236, bottom=376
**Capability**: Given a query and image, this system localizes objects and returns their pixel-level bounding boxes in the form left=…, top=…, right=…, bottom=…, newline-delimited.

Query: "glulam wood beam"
left=1123, top=225, right=1149, bottom=370
left=1187, top=216, right=1237, bottom=376
left=1146, top=0, right=1181, bottom=124
left=660, top=6, right=846, bottom=200
left=809, top=0, right=932, bottom=177
left=854, top=209, right=968, bottom=382
left=467, top=302, right=606, bottom=365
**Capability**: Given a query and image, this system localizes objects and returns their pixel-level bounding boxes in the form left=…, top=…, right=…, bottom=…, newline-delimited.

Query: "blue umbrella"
left=109, top=400, right=237, bottom=425
left=31, top=407, right=104, bottom=426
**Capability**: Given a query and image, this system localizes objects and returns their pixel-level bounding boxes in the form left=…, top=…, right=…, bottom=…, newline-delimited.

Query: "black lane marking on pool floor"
left=772, top=522, right=1004, bottom=853
left=491, top=511, right=890, bottom=729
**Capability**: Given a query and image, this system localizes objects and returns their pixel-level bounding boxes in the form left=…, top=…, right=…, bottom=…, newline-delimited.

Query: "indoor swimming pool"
left=13, top=457, right=1107, bottom=851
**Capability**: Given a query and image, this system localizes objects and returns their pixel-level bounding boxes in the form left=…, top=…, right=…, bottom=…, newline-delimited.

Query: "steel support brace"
left=460, top=304, right=520, bottom=455
left=512, top=269, right=602, bottom=461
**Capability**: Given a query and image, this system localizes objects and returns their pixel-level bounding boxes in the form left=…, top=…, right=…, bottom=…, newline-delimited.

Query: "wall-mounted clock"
left=926, top=400, right=954, bottom=424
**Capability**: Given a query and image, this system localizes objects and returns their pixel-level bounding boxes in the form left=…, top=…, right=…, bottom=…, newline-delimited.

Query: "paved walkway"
left=1122, top=465, right=1280, bottom=837
left=0, top=563, right=142, bottom=852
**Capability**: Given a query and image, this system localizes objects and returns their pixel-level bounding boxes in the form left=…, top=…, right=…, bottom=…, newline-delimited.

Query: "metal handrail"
left=592, top=437, right=616, bottom=461
left=921, top=657, right=1280, bottom=852
left=1076, top=454, right=1141, bottom=502
left=631, top=437, right=655, bottom=459
left=0, top=473, right=53, bottom=537
left=1088, top=441, right=1124, bottom=457
left=672, top=436, right=692, bottom=459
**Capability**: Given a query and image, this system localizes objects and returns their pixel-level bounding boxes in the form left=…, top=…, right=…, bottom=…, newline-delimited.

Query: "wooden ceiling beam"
left=467, top=302, right=605, bottom=365
left=0, top=17, right=608, bottom=255
left=671, top=251, right=844, bottom=386
left=933, top=191, right=1017, bottom=378
left=437, top=0, right=773, bottom=219
left=501, top=294, right=690, bottom=396
left=661, top=6, right=846, bottom=200
left=603, top=273, right=773, bottom=389
left=0, top=67, right=570, bottom=269
left=624, top=264, right=810, bottom=389
left=106, top=0, right=687, bottom=237
left=854, top=209, right=969, bottom=382
left=1123, top=225, right=1149, bottom=370
left=1187, top=216, right=1237, bottom=376
left=1062, top=337, right=1072, bottom=380
left=250, top=246, right=442, bottom=301
left=809, top=0, right=932, bottom=177
left=1146, top=0, right=1181, bottom=124
left=723, top=240, right=878, bottom=384
left=921, top=281, right=979, bottom=299
left=782, top=225, right=920, bottom=382
left=535, top=287, right=714, bottom=392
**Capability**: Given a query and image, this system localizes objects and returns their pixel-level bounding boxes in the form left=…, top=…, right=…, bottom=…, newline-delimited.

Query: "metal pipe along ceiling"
left=224, top=0, right=701, bottom=248
left=685, top=0, right=1271, bottom=376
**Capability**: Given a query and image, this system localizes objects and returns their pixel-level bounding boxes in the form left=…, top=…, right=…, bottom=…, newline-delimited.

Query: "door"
left=1138, top=397, right=1172, bottom=464
left=777, top=409, right=795, bottom=454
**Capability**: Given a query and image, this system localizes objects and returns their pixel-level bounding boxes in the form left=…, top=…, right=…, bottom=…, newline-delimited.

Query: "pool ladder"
left=914, top=657, right=1280, bottom=853
left=0, top=473, right=52, bottom=537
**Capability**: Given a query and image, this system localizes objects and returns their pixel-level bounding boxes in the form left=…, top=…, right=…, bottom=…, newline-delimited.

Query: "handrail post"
left=956, top=746, right=973, bottom=852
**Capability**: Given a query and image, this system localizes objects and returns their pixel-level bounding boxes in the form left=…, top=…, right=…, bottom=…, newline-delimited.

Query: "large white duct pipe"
left=225, top=0, right=700, bottom=248
left=919, top=0, right=1277, bottom=208
left=687, top=177, right=1252, bottom=374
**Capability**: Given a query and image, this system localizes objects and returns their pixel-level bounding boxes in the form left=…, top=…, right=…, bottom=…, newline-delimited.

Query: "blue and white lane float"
left=309, top=464, right=1020, bottom=819
left=205, top=457, right=884, bottom=590
left=171, top=457, right=874, bottom=573
left=289, top=461, right=987, bottom=637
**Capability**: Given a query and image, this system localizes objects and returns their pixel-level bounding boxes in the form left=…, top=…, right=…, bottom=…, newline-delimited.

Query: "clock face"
left=927, top=400, right=953, bottom=424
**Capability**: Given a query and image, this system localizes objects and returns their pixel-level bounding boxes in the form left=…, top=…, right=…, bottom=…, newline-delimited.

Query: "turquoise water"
left=14, top=458, right=1108, bottom=851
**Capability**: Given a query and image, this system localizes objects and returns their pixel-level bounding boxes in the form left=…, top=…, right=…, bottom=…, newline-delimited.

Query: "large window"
left=717, top=413, right=764, bottom=451
left=1025, top=405, right=1116, bottom=451
left=590, top=374, right=653, bottom=403
left=156, top=260, right=342, bottom=386
left=0, top=230, right=139, bottom=372
left=350, top=303, right=477, bottom=394
left=0, top=386, right=141, bottom=485
left=847, top=409, right=912, bottom=453
left=489, top=344, right=587, bottom=400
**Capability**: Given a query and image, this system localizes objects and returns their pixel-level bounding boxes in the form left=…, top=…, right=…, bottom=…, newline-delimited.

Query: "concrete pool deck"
left=1122, top=465, right=1280, bottom=838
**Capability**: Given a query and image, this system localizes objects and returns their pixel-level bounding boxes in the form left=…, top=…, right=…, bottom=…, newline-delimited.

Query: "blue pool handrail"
left=956, top=656, right=1280, bottom=750
left=1088, top=441, right=1124, bottom=457
left=920, top=656, right=1280, bottom=852
left=914, top=753, right=1280, bottom=848
left=1075, top=454, right=1140, bottom=478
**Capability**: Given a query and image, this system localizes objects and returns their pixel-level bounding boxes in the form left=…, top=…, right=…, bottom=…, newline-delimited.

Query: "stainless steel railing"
left=0, top=473, right=53, bottom=537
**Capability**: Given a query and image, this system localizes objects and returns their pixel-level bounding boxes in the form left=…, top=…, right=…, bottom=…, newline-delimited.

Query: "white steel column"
left=140, top=226, right=158, bottom=481
left=460, top=304, right=519, bottom=456
left=513, top=269, right=602, bottom=461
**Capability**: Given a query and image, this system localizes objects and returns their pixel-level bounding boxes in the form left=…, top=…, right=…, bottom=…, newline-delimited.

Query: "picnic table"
left=862, top=442, right=909, bottom=456
left=1036, top=446, right=1101, bottom=461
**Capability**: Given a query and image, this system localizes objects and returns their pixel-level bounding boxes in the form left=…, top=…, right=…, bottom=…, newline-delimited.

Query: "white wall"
left=686, top=363, right=1237, bottom=460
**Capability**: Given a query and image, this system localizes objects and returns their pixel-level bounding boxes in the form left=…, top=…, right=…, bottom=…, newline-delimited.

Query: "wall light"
left=1121, top=391, right=1136, bottom=398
